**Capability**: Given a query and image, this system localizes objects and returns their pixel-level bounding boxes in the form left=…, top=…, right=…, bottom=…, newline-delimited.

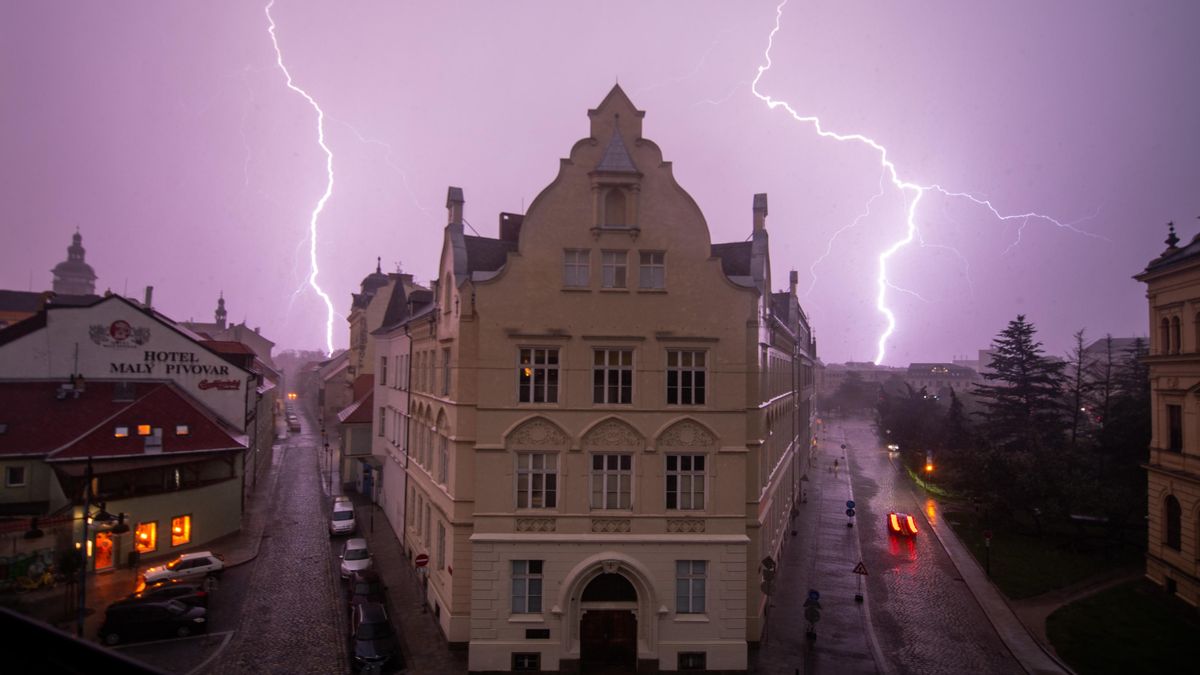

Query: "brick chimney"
left=447, top=186, right=465, bottom=225
left=753, top=193, right=768, bottom=232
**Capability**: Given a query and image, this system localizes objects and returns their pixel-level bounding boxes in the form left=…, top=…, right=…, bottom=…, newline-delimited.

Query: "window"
left=442, top=349, right=451, bottom=396
left=1160, top=317, right=1171, bottom=354
left=1172, top=316, right=1182, bottom=354
left=516, top=453, right=558, bottom=508
left=593, top=349, right=633, bottom=404
left=438, top=435, right=449, bottom=484
left=424, top=504, right=431, bottom=545
left=666, top=454, right=706, bottom=510
left=676, top=560, right=707, bottom=613
left=1167, top=404, right=1183, bottom=452
left=678, top=653, right=707, bottom=671
left=513, top=653, right=541, bottom=671
left=134, top=521, right=157, bottom=553
left=5, top=465, right=27, bottom=488
left=604, top=188, right=627, bottom=226
left=667, top=350, right=707, bottom=405
left=518, top=348, right=560, bottom=403
left=379, top=407, right=387, bottom=437
left=137, top=424, right=151, bottom=436
left=563, top=249, right=590, bottom=287
left=114, top=426, right=129, bottom=438
left=381, top=356, right=388, bottom=386
left=638, top=251, right=665, bottom=289
left=437, top=522, right=446, bottom=570
left=591, top=454, right=632, bottom=509
left=171, top=515, right=191, bottom=547
left=1164, top=495, right=1182, bottom=550
left=511, top=560, right=543, bottom=613
left=174, top=425, right=190, bottom=436
left=601, top=251, right=627, bottom=289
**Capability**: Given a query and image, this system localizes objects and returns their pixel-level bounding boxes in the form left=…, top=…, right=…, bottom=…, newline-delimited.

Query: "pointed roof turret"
left=51, top=229, right=97, bottom=295
left=596, top=114, right=638, bottom=173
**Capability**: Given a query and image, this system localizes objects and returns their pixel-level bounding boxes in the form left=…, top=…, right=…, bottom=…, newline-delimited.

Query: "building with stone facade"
left=1134, top=223, right=1200, bottom=608
left=386, top=86, right=816, bottom=673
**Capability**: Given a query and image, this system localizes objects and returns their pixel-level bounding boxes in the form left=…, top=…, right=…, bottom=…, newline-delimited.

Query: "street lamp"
left=76, top=457, right=129, bottom=638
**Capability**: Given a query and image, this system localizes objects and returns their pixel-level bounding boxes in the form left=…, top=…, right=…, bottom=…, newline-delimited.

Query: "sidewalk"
left=753, top=433, right=880, bottom=674
left=920, top=496, right=1071, bottom=675
left=10, top=429, right=285, bottom=641
left=322, top=454, right=467, bottom=673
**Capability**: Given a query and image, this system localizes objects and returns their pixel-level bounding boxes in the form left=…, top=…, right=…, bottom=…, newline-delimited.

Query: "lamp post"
left=76, top=457, right=128, bottom=638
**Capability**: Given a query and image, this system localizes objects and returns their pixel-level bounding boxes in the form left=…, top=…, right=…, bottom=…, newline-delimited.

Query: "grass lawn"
left=941, top=509, right=1140, bottom=599
left=1047, top=580, right=1200, bottom=675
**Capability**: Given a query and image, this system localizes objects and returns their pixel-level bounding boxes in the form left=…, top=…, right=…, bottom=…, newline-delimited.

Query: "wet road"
left=209, top=418, right=347, bottom=675
left=835, top=416, right=1018, bottom=675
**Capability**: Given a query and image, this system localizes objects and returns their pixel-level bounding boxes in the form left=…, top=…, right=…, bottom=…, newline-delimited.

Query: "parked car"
left=141, top=551, right=225, bottom=585
left=346, top=569, right=387, bottom=612
left=288, top=416, right=301, bottom=432
left=99, top=599, right=207, bottom=645
left=340, top=538, right=373, bottom=579
left=330, top=503, right=356, bottom=536
left=113, top=580, right=208, bottom=608
left=349, top=602, right=401, bottom=672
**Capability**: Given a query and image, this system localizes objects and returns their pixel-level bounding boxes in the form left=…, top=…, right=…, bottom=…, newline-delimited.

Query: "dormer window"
left=175, top=425, right=190, bottom=436
left=137, top=424, right=151, bottom=436
left=604, top=188, right=628, bottom=227
left=115, top=426, right=129, bottom=438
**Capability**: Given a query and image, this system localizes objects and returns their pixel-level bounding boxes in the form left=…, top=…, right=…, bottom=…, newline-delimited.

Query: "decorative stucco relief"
left=582, top=418, right=643, bottom=450
left=508, top=418, right=568, bottom=447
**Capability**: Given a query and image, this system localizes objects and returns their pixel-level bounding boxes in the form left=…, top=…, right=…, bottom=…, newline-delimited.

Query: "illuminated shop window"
left=135, top=521, right=157, bottom=553
left=175, top=425, right=190, bottom=436
left=137, top=424, right=151, bottom=436
left=171, top=515, right=191, bottom=547
left=115, top=426, right=129, bottom=438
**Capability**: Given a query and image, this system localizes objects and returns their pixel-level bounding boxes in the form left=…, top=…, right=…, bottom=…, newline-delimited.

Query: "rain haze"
left=2, top=0, right=1197, bottom=363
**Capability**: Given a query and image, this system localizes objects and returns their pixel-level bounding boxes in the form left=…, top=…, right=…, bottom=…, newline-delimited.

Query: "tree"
left=973, top=315, right=1067, bottom=450
left=830, top=370, right=873, bottom=413
left=1065, top=329, right=1093, bottom=450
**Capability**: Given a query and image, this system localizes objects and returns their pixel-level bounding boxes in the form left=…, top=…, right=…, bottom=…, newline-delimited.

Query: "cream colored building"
left=1135, top=224, right=1200, bottom=608
left=394, top=86, right=815, bottom=673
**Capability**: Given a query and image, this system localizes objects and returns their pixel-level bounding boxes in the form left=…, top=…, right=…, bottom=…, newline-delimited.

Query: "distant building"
left=905, top=363, right=980, bottom=397
left=51, top=230, right=98, bottom=296
left=1134, top=223, right=1200, bottom=608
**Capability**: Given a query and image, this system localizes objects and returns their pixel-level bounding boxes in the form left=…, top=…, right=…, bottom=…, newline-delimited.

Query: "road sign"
left=852, top=561, right=869, bottom=576
left=804, top=605, right=821, bottom=623
left=807, top=589, right=820, bottom=603
left=846, top=508, right=856, bottom=517
left=846, top=500, right=856, bottom=509
left=761, top=556, right=776, bottom=572
left=414, top=553, right=430, bottom=568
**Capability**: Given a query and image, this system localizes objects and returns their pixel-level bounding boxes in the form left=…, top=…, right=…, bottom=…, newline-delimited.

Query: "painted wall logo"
left=90, top=320, right=150, bottom=348
left=199, top=379, right=241, bottom=391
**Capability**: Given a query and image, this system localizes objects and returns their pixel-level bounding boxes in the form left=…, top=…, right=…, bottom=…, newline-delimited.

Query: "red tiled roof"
left=337, top=390, right=373, bottom=425
left=0, top=381, right=244, bottom=461
left=199, top=340, right=256, bottom=356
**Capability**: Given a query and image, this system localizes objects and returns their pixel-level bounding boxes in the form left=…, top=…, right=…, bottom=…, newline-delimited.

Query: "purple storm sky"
left=2, top=0, right=1197, bottom=364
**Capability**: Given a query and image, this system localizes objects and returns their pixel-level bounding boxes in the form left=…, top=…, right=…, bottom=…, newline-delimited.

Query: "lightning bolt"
left=752, top=0, right=1101, bottom=365
left=265, top=0, right=337, bottom=355
left=806, top=167, right=886, bottom=297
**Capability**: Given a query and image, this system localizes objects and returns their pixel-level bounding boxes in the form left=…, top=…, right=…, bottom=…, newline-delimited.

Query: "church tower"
left=215, top=293, right=227, bottom=330
left=51, top=230, right=98, bottom=295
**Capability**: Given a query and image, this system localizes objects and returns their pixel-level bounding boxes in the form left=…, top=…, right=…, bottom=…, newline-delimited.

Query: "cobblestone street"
left=209, top=421, right=347, bottom=675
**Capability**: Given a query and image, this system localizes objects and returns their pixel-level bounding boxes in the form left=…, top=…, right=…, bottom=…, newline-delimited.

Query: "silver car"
left=340, top=538, right=372, bottom=579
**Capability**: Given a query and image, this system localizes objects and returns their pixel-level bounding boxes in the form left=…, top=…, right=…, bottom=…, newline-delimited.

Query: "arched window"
left=1164, top=495, right=1182, bottom=550
left=1161, top=318, right=1171, bottom=355
left=1193, top=313, right=1200, bottom=352
left=1171, top=316, right=1182, bottom=354
left=443, top=275, right=452, bottom=314
left=604, top=188, right=627, bottom=226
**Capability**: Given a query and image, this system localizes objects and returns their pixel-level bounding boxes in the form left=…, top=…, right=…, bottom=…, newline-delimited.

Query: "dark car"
left=113, top=580, right=208, bottom=608
left=887, top=511, right=919, bottom=536
left=99, top=599, right=208, bottom=646
left=346, top=570, right=387, bottom=611
left=349, top=602, right=402, bottom=672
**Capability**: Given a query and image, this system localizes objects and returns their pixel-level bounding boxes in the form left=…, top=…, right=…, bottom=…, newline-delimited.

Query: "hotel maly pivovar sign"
left=95, top=319, right=241, bottom=391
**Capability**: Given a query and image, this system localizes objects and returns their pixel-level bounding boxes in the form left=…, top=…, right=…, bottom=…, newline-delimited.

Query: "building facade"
left=394, top=86, right=816, bottom=673
left=1135, top=224, right=1200, bottom=608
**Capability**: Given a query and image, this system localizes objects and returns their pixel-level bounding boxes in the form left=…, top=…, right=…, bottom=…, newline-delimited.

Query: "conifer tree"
left=973, top=315, right=1066, bottom=449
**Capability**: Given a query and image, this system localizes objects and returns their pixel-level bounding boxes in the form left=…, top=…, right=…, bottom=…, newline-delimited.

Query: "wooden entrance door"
left=580, top=609, right=636, bottom=673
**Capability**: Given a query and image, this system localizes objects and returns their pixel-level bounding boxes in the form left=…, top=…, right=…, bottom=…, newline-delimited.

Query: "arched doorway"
left=580, top=572, right=638, bottom=674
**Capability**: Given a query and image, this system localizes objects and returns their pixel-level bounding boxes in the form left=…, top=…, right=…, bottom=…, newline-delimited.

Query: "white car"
left=330, top=503, right=356, bottom=536
left=340, top=538, right=372, bottom=579
left=142, top=551, right=225, bottom=586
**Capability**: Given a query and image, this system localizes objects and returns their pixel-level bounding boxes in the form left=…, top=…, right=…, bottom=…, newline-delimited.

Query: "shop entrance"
left=93, top=531, right=115, bottom=571
left=579, top=573, right=638, bottom=674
